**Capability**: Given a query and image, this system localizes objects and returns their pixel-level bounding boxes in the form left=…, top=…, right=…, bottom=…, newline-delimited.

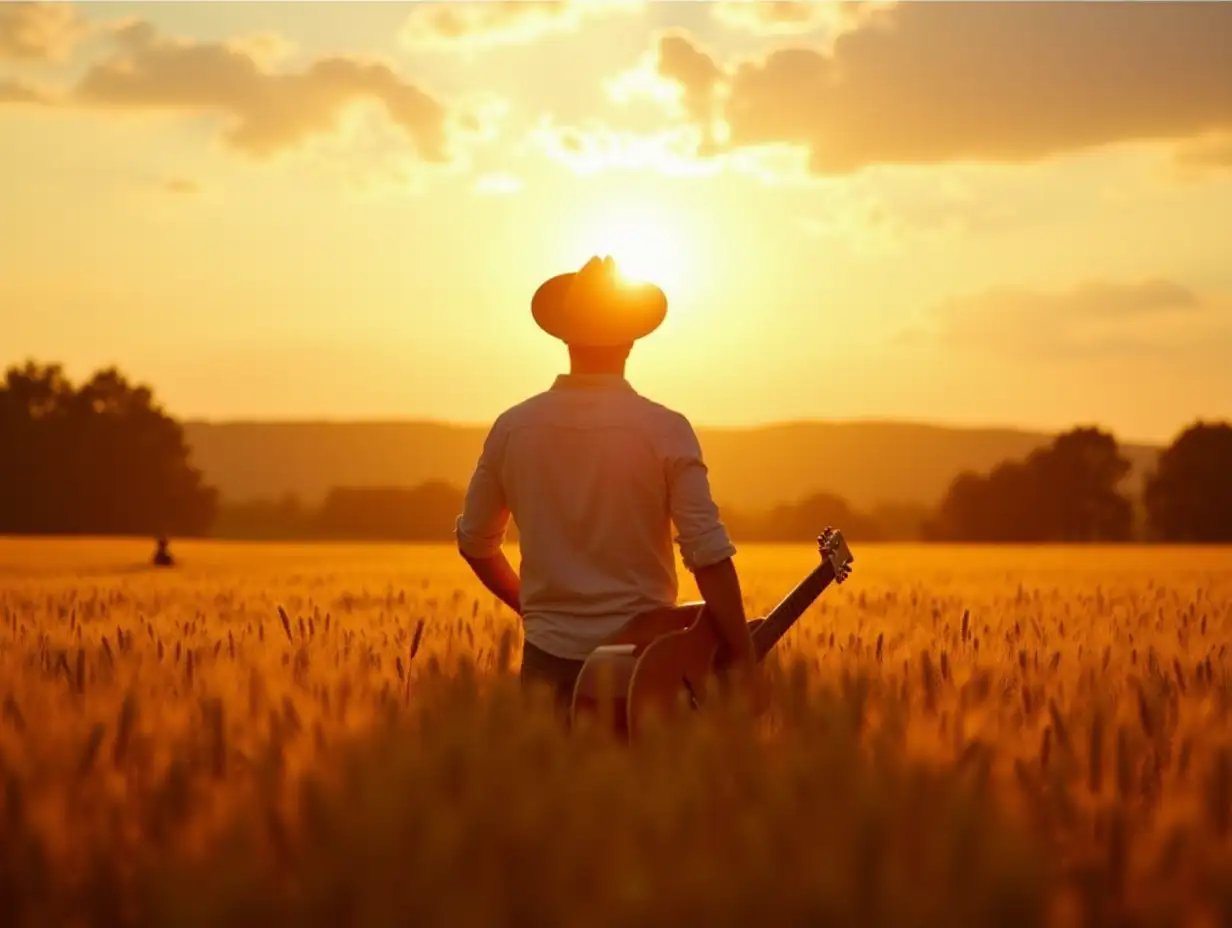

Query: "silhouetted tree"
left=866, top=501, right=932, bottom=541
left=1026, top=427, right=1133, bottom=541
left=721, top=491, right=885, bottom=542
left=927, top=461, right=1046, bottom=541
left=1143, top=421, right=1232, bottom=542
left=212, top=494, right=313, bottom=540
left=317, top=482, right=476, bottom=541
left=925, top=426, right=1132, bottom=542
left=764, top=492, right=881, bottom=541
left=0, top=360, right=217, bottom=536
left=925, top=471, right=985, bottom=542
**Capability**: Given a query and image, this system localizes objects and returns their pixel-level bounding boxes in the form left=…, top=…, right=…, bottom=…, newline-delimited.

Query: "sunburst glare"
left=574, top=204, right=690, bottom=298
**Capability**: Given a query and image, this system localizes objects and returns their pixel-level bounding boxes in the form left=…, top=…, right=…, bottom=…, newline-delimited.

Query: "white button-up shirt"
left=456, top=373, right=737, bottom=660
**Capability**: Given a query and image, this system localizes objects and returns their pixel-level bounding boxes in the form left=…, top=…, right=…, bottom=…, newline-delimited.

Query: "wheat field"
left=1, top=537, right=1231, bottom=927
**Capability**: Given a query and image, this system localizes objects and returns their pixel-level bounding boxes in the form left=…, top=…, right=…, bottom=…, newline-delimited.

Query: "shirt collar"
left=551, top=373, right=635, bottom=392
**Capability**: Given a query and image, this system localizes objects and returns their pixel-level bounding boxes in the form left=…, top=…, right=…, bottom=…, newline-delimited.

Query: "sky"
left=2, top=0, right=1231, bottom=444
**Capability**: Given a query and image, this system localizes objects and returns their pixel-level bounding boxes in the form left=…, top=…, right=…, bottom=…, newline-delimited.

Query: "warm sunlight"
left=572, top=204, right=692, bottom=299
left=6, top=2, right=1232, bottom=917
left=3, top=0, right=1229, bottom=436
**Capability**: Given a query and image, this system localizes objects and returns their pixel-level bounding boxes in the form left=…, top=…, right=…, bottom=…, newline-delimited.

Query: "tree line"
left=210, top=486, right=930, bottom=543
left=925, top=424, right=1232, bottom=543
left=3, top=360, right=1232, bottom=543
left=212, top=484, right=501, bottom=542
left=0, top=361, right=216, bottom=536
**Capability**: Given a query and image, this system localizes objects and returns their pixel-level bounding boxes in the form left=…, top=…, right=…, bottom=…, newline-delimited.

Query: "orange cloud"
left=402, top=0, right=638, bottom=49
left=652, top=3, right=1232, bottom=174
left=0, top=2, right=84, bottom=62
left=529, top=116, right=720, bottom=177
left=712, top=1, right=892, bottom=38
left=655, top=32, right=724, bottom=151
left=56, top=21, right=457, bottom=162
left=0, top=77, right=47, bottom=104
left=222, top=32, right=298, bottom=69
left=1175, top=133, right=1232, bottom=173
left=928, top=280, right=1217, bottom=359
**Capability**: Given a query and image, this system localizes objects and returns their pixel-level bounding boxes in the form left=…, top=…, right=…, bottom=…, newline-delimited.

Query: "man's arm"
left=663, top=415, right=754, bottom=668
left=456, top=421, right=521, bottom=615
left=461, top=550, right=522, bottom=616
left=693, top=556, right=753, bottom=666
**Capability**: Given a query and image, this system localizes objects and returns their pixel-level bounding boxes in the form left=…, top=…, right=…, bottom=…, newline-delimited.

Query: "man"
left=151, top=535, right=175, bottom=568
left=455, top=255, right=756, bottom=713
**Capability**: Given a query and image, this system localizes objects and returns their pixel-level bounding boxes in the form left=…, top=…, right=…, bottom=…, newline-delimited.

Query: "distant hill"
left=183, top=420, right=1162, bottom=512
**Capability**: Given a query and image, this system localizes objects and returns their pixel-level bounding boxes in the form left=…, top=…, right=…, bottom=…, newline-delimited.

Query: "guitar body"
left=569, top=529, right=853, bottom=741
left=570, top=603, right=701, bottom=737
left=627, top=617, right=727, bottom=738
left=571, top=603, right=766, bottom=738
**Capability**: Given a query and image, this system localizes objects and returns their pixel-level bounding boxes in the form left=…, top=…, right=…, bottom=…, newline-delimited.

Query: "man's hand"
left=460, top=550, right=522, bottom=616
left=693, top=556, right=770, bottom=712
left=721, top=648, right=769, bottom=715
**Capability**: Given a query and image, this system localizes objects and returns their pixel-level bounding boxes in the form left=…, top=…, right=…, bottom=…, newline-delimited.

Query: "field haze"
left=1, top=538, right=1231, bottom=925
left=182, top=420, right=1163, bottom=511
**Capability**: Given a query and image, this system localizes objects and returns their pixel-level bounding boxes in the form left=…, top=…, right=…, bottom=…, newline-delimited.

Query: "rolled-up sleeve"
left=662, top=414, right=737, bottom=571
left=455, top=420, right=510, bottom=559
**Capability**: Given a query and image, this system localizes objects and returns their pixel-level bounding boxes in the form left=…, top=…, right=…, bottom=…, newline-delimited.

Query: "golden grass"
left=1, top=538, right=1232, bottom=926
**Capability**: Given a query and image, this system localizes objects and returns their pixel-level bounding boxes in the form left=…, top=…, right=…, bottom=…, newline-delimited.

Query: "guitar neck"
left=751, top=561, right=836, bottom=661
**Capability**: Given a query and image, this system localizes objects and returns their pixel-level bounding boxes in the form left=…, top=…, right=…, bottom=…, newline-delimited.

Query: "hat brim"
left=531, top=272, right=667, bottom=347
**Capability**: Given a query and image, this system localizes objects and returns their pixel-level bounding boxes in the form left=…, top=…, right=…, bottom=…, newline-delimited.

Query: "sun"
left=573, top=205, right=690, bottom=297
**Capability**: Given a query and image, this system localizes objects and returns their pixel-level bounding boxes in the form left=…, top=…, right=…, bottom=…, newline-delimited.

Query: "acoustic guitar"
left=570, top=527, right=854, bottom=740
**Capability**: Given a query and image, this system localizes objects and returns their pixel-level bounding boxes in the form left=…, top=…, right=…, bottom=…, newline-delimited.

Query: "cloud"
left=0, top=2, right=85, bottom=62
left=655, top=31, right=725, bottom=152
left=222, top=32, right=298, bottom=69
left=529, top=116, right=721, bottom=178
left=456, top=95, right=509, bottom=144
left=927, top=280, right=1216, bottom=360
left=0, top=77, right=48, bottom=104
left=401, top=0, right=638, bottom=50
left=712, top=1, right=892, bottom=38
left=603, top=47, right=681, bottom=113
left=530, top=111, right=835, bottom=186
left=17, top=20, right=461, bottom=162
left=798, top=195, right=902, bottom=258
left=648, top=3, right=1232, bottom=175
left=1175, top=132, right=1232, bottom=174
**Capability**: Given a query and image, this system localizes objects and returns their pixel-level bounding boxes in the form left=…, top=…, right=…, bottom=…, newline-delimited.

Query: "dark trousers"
left=519, top=640, right=586, bottom=715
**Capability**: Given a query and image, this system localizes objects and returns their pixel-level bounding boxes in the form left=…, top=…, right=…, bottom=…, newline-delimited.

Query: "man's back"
left=456, top=372, right=736, bottom=660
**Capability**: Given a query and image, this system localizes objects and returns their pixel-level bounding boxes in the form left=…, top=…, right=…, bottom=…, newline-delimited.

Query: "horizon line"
left=180, top=413, right=1173, bottom=447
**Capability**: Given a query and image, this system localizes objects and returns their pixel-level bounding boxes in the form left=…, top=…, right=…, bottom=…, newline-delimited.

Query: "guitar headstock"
left=817, top=527, right=854, bottom=584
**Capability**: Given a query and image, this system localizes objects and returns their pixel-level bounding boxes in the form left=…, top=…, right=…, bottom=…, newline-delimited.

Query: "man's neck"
left=568, top=363, right=626, bottom=377
left=566, top=343, right=632, bottom=376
